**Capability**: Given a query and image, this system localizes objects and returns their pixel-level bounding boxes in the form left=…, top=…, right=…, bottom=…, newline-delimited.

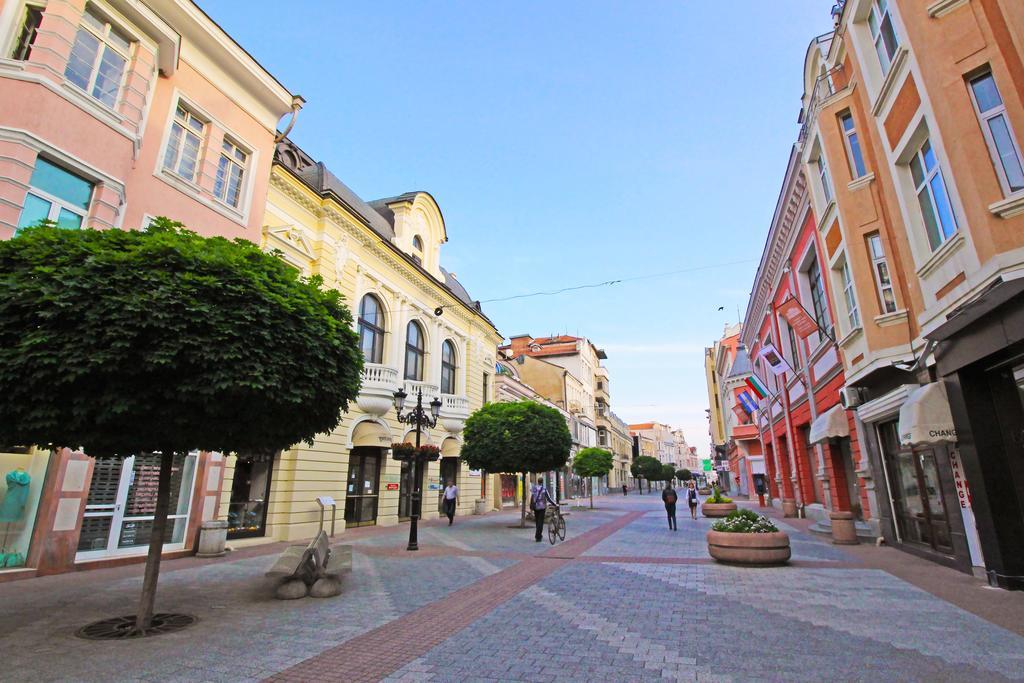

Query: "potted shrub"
left=701, top=486, right=738, bottom=517
left=707, top=508, right=791, bottom=566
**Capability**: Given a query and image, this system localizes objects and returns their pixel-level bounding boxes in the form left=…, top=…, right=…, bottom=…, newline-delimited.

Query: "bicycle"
left=546, top=504, right=566, bottom=544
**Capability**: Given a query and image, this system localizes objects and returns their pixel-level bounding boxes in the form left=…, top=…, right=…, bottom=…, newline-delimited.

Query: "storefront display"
left=226, top=453, right=274, bottom=539
left=0, top=447, right=49, bottom=570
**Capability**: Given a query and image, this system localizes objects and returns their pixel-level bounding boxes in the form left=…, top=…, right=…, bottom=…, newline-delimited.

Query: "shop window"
left=967, top=71, right=1024, bottom=195
left=226, top=453, right=273, bottom=539
left=213, top=138, right=248, bottom=208
left=10, top=5, right=43, bottom=61
left=64, top=4, right=132, bottom=109
left=910, top=137, right=958, bottom=251
left=162, top=103, right=207, bottom=184
left=0, top=447, right=50, bottom=570
left=16, top=158, right=93, bottom=234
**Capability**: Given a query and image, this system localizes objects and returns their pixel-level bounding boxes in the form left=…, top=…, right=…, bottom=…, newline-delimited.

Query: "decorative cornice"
left=989, top=192, right=1024, bottom=219
left=871, top=47, right=910, bottom=118
left=926, top=0, right=970, bottom=18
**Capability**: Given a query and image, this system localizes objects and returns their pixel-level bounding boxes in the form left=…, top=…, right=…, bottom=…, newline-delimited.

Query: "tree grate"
left=76, top=613, right=198, bottom=640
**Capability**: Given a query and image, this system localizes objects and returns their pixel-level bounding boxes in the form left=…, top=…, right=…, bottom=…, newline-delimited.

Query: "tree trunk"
left=589, top=476, right=594, bottom=509
left=136, top=450, right=174, bottom=633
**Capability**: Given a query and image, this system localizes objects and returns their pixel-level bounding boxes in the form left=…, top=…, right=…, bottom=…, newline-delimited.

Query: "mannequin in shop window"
left=0, top=467, right=31, bottom=567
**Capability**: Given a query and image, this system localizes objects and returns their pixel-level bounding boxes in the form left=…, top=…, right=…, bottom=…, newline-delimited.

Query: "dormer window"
left=411, top=235, right=423, bottom=265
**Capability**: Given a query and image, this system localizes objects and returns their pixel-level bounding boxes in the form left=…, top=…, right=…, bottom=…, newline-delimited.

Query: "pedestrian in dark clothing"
left=622, top=484, right=628, bottom=496
left=442, top=480, right=458, bottom=525
left=662, top=484, right=678, bottom=530
left=686, top=481, right=701, bottom=519
left=530, top=478, right=556, bottom=542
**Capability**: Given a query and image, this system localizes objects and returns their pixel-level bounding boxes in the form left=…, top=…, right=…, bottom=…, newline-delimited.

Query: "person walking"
left=442, top=480, right=458, bottom=526
left=662, top=483, right=678, bottom=530
left=530, top=478, right=556, bottom=542
left=686, top=481, right=700, bottom=520
left=622, top=483, right=628, bottom=496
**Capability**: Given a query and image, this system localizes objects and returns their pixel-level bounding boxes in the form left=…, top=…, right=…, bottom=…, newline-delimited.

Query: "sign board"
left=316, top=496, right=336, bottom=507
left=757, top=343, right=792, bottom=376
left=702, top=459, right=712, bottom=472
left=468, top=469, right=482, bottom=477
left=385, top=483, right=400, bottom=491
left=427, top=476, right=441, bottom=491
left=949, top=449, right=983, bottom=567
left=381, top=474, right=400, bottom=485
left=778, top=297, right=819, bottom=339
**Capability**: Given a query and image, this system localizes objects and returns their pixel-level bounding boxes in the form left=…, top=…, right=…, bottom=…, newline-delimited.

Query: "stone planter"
left=701, top=502, right=738, bottom=518
left=830, top=510, right=859, bottom=545
left=707, top=530, right=791, bottom=565
left=781, top=498, right=798, bottom=517
left=195, top=520, right=228, bottom=558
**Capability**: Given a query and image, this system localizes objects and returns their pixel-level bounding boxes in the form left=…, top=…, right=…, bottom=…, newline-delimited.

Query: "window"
left=16, top=158, right=93, bottom=234
left=840, top=113, right=867, bottom=178
left=840, top=258, right=860, bottom=330
left=11, top=5, right=42, bottom=61
left=868, top=0, right=899, bottom=76
left=866, top=233, right=897, bottom=313
left=910, top=138, right=958, bottom=250
left=597, top=381, right=604, bottom=390
left=806, top=252, right=833, bottom=339
left=816, top=154, right=833, bottom=203
left=482, top=372, right=490, bottom=404
left=968, top=72, right=1024, bottom=195
left=786, top=323, right=802, bottom=370
left=162, top=104, right=206, bottom=183
left=405, top=321, right=425, bottom=381
left=357, top=295, right=385, bottom=364
left=214, top=138, right=247, bottom=208
left=64, top=5, right=131, bottom=108
left=441, top=340, right=457, bottom=394
left=411, top=235, right=423, bottom=265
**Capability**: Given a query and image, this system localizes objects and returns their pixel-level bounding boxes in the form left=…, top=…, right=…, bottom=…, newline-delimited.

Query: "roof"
left=726, top=345, right=752, bottom=378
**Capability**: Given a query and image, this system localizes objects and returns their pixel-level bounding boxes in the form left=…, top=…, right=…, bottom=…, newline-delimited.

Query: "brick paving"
left=1, top=494, right=1023, bottom=682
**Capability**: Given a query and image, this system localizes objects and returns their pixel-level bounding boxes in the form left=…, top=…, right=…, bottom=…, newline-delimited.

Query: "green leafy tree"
left=573, top=447, right=614, bottom=508
left=0, top=219, right=363, bottom=633
left=461, top=400, right=571, bottom=527
left=634, top=455, right=662, bottom=494
left=661, top=463, right=676, bottom=486
left=676, top=468, right=693, bottom=482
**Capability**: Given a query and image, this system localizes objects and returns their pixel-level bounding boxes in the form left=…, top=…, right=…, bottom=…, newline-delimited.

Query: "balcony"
left=439, top=393, right=471, bottom=434
left=356, top=363, right=400, bottom=416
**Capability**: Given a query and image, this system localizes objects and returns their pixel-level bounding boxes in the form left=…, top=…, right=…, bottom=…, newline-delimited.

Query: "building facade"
left=223, top=140, right=503, bottom=542
left=0, top=0, right=297, bottom=577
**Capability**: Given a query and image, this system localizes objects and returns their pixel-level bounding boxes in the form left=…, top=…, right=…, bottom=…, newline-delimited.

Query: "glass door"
left=437, top=457, right=459, bottom=513
left=344, top=448, right=381, bottom=527
left=77, top=453, right=197, bottom=559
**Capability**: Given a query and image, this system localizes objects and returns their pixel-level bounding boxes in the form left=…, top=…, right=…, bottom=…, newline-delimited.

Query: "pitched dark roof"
left=726, top=345, right=752, bottom=378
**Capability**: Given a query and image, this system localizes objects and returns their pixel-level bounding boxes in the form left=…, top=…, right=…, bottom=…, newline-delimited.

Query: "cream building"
left=217, top=139, right=502, bottom=543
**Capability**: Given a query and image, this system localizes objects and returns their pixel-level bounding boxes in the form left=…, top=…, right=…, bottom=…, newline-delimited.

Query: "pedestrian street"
left=1, top=493, right=1022, bottom=682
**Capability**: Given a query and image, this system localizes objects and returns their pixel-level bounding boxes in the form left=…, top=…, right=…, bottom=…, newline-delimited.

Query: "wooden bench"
left=266, top=530, right=352, bottom=599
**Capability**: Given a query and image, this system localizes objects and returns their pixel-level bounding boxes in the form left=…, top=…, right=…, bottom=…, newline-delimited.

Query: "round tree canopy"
left=675, top=468, right=693, bottom=481
left=635, top=455, right=663, bottom=481
left=573, top=447, right=614, bottom=478
left=460, top=400, right=571, bottom=474
left=0, top=220, right=364, bottom=456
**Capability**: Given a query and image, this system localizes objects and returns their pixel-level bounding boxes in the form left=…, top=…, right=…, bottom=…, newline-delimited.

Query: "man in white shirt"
left=443, top=480, right=458, bottom=525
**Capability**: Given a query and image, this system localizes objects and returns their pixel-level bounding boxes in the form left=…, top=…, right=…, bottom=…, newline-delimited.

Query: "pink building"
left=0, top=0, right=299, bottom=577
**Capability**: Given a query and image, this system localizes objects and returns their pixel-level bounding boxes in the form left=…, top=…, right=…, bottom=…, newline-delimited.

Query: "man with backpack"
left=530, top=477, right=556, bottom=542
left=661, top=482, right=678, bottom=530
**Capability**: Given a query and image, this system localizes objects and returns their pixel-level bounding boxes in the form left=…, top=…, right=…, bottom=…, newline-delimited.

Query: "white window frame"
left=868, top=0, right=899, bottom=76
left=213, top=136, right=249, bottom=208
left=910, top=136, right=958, bottom=251
left=162, top=102, right=207, bottom=185
left=966, top=70, right=1024, bottom=197
left=840, top=112, right=867, bottom=179
left=866, top=233, right=897, bottom=313
left=17, top=159, right=94, bottom=233
left=64, top=4, right=133, bottom=109
left=838, top=255, right=861, bottom=331
left=8, top=3, right=44, bottom=61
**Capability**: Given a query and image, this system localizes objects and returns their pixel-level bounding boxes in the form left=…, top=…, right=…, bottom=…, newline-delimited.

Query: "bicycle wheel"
left=556, top=515, right=566, bottom=541
left=548, top=516, right=557, bottom=544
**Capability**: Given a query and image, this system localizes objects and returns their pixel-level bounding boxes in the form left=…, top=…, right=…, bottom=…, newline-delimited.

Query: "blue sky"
left=204, top=0, right=832, bottom=457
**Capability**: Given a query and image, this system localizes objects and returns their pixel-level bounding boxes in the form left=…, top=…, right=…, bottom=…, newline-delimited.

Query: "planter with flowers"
left=706, top=508, right=791, bottom=566
left=391, top=442, right=415, bottom=461
left=417, top=444, right=441, bottom=462
left=701, top=486, right=738, bottom=518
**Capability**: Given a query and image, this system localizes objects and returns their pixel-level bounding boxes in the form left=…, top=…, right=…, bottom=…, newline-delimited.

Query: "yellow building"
left=218, top=139, right=502, bottom=543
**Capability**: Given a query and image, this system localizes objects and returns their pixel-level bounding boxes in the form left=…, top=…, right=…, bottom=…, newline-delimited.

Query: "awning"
left=808, top=404, right=850, bottom=444
left=898, top=383, right=957, bottom=446
left=441, top=437, right=460, bottom=456
left=351, top=420, right=392, bottom=447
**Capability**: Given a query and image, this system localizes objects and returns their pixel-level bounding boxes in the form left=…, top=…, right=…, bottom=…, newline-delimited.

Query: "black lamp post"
left=393, top=387, right=442, bottom=551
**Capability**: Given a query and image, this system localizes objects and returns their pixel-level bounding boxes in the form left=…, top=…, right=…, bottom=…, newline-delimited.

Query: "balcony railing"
left=439, top=392, right=470, bottom=434
left=362, top=363, right=399, bottom=388
left=403, top=379, right=440, bottom=401
left=356, top=363, right=400, bottom=416
left=442, top=394, right=469, bottom=412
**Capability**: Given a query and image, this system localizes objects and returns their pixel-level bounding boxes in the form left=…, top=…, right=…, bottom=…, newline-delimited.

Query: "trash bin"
left=196, top=520, right=229, bottom=557
left=474, top=498, right=488, bottom=515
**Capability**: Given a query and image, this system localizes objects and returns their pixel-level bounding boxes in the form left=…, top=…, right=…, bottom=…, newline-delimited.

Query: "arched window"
left=405, top=321, right=425, bottom=380
left=411, top=235, right=423, bottom=266
left=358, top=294, right=385, bottom=364
left=441, top=340, right=457, bottom=394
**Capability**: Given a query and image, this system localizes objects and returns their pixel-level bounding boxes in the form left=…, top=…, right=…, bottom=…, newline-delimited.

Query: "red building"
left=743, top=149, right=876, bottom=543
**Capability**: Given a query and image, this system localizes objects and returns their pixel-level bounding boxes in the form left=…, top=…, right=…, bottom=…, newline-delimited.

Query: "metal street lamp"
left=393, top=387, right=442, bottom=551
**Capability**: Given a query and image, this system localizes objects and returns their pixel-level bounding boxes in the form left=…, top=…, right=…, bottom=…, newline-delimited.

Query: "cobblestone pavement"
left=2, top=494, right=1023, bottom=682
